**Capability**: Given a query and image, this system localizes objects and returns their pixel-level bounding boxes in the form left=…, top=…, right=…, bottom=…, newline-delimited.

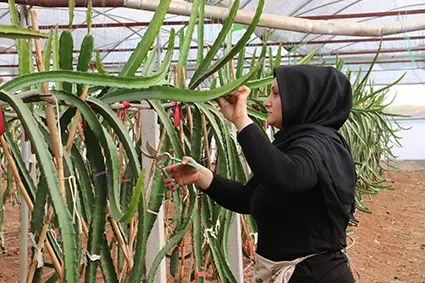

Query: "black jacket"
left=205, top=65, right=356, bottom=280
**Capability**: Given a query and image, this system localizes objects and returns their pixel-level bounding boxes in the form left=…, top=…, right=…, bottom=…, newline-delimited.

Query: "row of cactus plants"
left=0, top=0, right=404, bottom=282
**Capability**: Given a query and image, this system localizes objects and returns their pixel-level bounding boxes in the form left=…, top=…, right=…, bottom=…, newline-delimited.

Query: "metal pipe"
left=33, top=20, right=216, bottom=30
left=344, top=59, right=425, bottom=65
left=1, top=37, right=425, bottom=56
left=28, top=9, right=425, bottom=31
left=86, top=35, right=425, bottom=48
left=0, top=59, right=423, bottom=78
left=1, top=45, right=424, bottom=69
left=301, top=8, right=425, bottom=20
left=0, top=45, right=202, bottom=55
left=325, top=46, right=425, bottom=56
left=3, top=0, right=425, bottom=36
left=1, top=47, right=423, bottom=75
left=252, top=35, right=425, bottom=47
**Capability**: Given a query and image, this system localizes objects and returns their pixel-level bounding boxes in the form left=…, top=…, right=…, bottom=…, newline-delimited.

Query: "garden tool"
left=141, top=141, right=196, bottom=188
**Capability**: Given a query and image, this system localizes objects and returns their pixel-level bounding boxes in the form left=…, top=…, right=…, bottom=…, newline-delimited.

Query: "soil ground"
left=0, top=171, right=424, bottom=282
left=347, top=170, right=425, bottom=283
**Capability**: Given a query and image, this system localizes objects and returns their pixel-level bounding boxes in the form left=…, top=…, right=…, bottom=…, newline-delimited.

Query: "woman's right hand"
left=163, top=156, right=214, bottom=190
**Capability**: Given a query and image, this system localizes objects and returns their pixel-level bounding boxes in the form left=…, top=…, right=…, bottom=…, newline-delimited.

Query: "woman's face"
left=263, top=79, right=283, bottom=129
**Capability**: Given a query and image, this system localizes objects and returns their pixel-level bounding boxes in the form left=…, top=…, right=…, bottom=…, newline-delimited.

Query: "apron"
left=252, top=252, right=323, bottom=283
left=252, top=249, right=353, bottom=283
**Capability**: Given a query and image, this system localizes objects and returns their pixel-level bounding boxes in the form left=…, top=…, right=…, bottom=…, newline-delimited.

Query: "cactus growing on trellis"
left=0, top=0, right=404, bottom=282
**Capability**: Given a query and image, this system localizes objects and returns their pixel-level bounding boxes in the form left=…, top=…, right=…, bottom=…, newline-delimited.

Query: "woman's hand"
left=163, top=156, right=214, bottom=190
left=217, top=86, right=253, bottom=131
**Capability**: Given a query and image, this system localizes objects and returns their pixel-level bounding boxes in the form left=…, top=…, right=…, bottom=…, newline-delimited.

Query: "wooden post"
left=140, top=108, right=166, bottom=283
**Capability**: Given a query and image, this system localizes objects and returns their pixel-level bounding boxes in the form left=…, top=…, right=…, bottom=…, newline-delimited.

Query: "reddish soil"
left=0, top=171, right=424, bottom=282
left=348, top=170, right=425, bottom=283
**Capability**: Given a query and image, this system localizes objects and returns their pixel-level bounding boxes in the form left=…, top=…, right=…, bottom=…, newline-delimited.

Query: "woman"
left=164, top=65, right=357, bottom=282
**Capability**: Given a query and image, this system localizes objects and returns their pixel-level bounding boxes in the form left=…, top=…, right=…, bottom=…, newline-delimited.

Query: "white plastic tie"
left=28, top=232, right=44, bottom=268
left=250, top=232, right=258, bottom=245
left=203, top=226, right=218, bottom=243
left=85, top=249, right=101, bottom=262
left=147, top=209, right=158, bottom=216
left=35, top=248, right=44, bottom=268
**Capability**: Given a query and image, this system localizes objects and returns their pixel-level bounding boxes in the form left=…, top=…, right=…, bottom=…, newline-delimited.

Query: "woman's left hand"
left=217, top=86, right=253, bottom=130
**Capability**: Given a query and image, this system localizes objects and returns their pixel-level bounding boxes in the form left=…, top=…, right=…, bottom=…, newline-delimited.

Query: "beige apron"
left=252, top=252, right=321, bottom=283
left=252, top=249, right=353, bottom=283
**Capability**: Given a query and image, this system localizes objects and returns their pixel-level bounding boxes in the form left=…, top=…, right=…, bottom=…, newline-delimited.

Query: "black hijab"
left=273, top=65, right=358, bottom=236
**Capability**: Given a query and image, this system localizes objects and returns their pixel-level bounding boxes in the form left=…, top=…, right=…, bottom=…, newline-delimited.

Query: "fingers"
left=239, top=85, right=251, bottom=94
left=181, top=156, right=195, bottom=166
left=166, top=181, right=177, bottom=190
left=221, top=95, right=238, bottom=107
left=164, top=162, right=184, bottom=174
left=161, top=173, right=180, bottom=189
left=235, top=85, right=250, bottom=95
left=226, top=86, right=250, bottom=101
left=164, top=177, right=176, bottom=187
left=164, top=156, right=197, bottom=176
left=160, top=155, right=200, bottom=191
left=237, top=86, right=251, bottom=99
left=217, top=98, right=226, bottom=112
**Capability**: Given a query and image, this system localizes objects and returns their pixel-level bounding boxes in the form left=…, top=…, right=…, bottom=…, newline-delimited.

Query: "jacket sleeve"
left=204, top=173, right=260, bottom=214
left=237, top=123, right=318, bottom=193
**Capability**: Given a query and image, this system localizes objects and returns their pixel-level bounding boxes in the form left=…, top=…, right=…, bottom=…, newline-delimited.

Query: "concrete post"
left=20, top=131, right=30, bottom=283
left=228, top=212, right=244, bottom=282
left=19, top=6, right=29, bottom=283
left=226, top=122, right=244, bottom=282
left=140, top=109, right=166, bottom=282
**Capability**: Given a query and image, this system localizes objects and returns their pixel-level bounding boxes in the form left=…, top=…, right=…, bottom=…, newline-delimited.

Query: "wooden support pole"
left=30, top=11, right=89, bottom=282
left=30, top=10, right=66, bottom=196
left=0, top=135, right=63, bottom=279
left=65, top=85, right=88, bottom=153
left=28, top=18, right=66, bottom=281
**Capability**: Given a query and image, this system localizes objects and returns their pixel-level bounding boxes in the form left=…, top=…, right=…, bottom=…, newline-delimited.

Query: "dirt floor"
left=0, top=171, right=424, bottom=282
left=348, top=170, right=425, bottom=283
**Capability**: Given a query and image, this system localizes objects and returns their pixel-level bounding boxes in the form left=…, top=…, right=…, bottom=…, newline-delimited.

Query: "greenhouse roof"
left=0, top=0, right=424, bottom=85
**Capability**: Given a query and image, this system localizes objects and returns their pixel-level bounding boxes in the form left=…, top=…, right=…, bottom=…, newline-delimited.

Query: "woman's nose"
left=263, top=99, right=271, bottom=108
